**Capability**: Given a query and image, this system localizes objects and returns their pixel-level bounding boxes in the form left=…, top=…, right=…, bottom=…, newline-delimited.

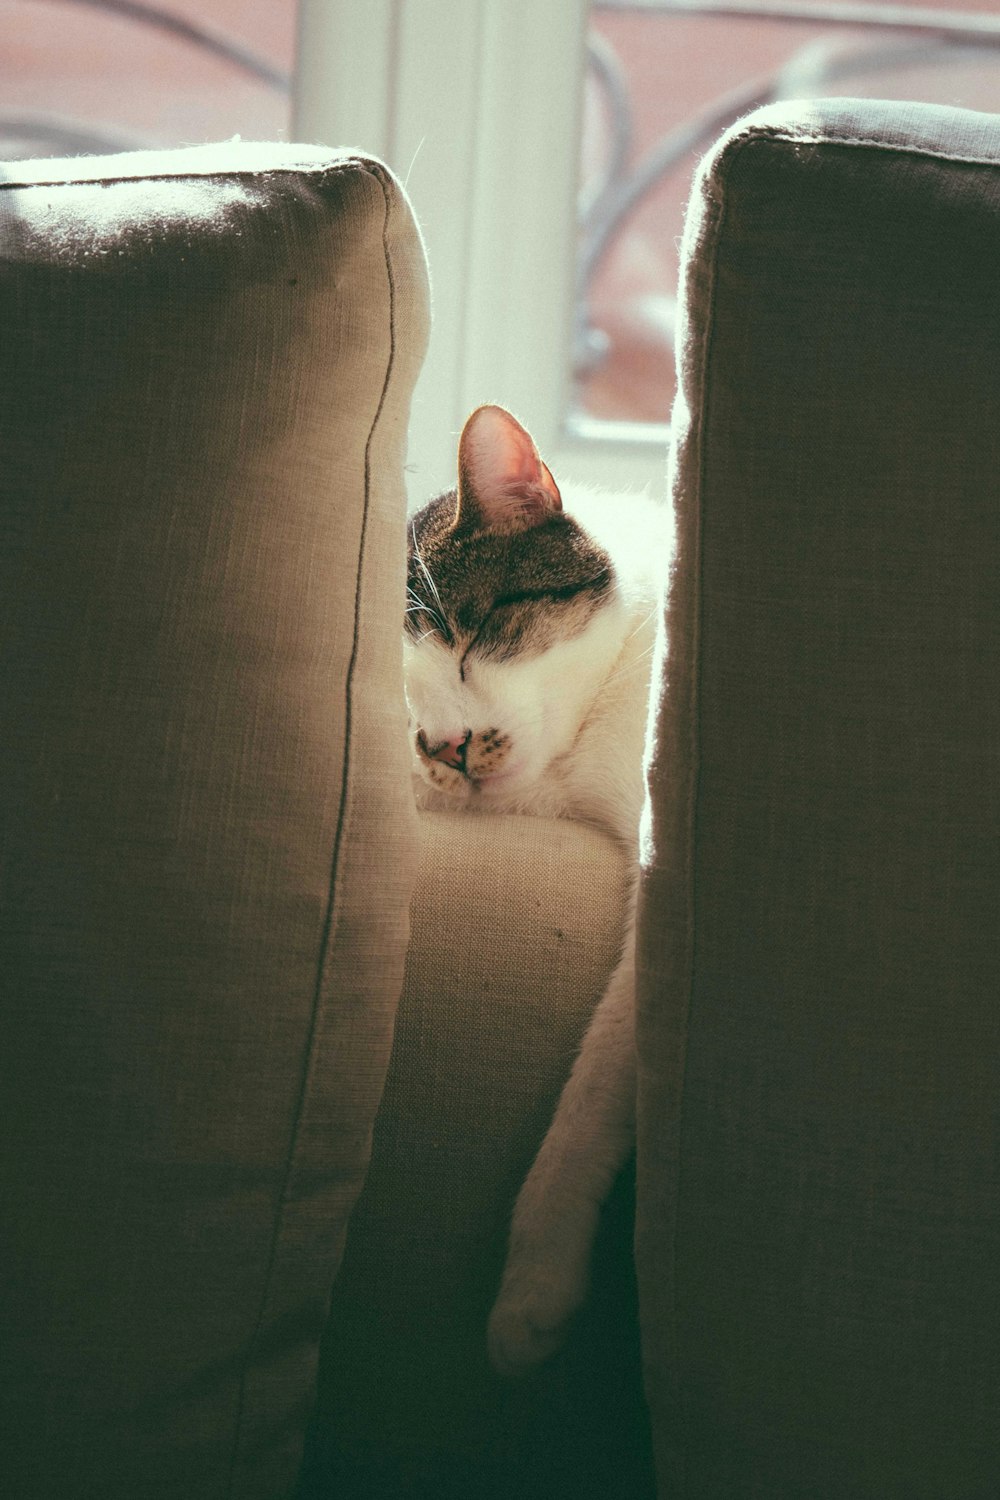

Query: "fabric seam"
left=724, top=123, right=1000, bottom=172
left=0, top=159, right=384, bottom=192
left=667, top=139, right=734, bottom=1500
left=225, top=162, right=399, bottom=1497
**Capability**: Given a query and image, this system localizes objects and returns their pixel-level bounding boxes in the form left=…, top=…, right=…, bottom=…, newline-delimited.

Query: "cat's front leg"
left=487, top=943, right=636, bottom=1376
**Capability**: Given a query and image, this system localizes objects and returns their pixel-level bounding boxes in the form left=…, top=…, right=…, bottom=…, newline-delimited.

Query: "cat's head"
left=404, top=405, right=623, bottom=803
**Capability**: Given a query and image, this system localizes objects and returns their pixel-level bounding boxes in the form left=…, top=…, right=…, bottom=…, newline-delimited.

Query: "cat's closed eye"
left=494, top=578, right=609, bottom=610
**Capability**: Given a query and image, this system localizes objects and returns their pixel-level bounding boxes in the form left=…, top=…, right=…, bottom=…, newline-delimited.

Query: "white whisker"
left=409, top=521, right=445, bottom=615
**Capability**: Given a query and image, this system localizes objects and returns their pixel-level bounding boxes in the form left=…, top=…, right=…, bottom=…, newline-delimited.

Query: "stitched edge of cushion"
left=704, top=102, right=1000, bottom=190
left=0, top=149, right=393, bottom=192
left=728, top=125, right=1000, bottom=172
left=222, top=158, right=403, bottom=1496
left=662, top=114, right=730, bottom=1493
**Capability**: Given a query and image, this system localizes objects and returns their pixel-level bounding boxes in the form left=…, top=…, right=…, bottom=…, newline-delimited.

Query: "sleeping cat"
left=403, top=404, right=669, bottom=1376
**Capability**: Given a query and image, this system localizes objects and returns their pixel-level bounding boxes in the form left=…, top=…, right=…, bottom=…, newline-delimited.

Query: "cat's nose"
left=417, top=729, right=470, bottom=770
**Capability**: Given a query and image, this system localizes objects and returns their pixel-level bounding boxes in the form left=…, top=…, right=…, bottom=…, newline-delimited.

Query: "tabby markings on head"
left=404, top=405, right=619, bottom=801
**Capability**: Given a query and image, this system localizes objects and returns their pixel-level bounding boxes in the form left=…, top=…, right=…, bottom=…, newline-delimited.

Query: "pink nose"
left=418, top=730, right=469, bottom=770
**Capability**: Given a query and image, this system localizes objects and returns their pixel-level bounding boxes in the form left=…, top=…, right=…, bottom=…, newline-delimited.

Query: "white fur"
left=405, top=485, right=672, bottom=1375
left=406, top=488, right=666, bottom=836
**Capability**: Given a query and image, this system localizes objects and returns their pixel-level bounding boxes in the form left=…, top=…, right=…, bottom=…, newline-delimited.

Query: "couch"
left=640, top=95, right=1000, bottom=1497
left=0, top=141, right=430, bottom=1499
left=2, top=96, right=1000, bottom=1500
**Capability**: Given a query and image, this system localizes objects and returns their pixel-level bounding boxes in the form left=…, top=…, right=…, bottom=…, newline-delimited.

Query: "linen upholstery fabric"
left=0, top=142, right=428, bottom=1498
left=303, top=811, right=653, bottom=1498
left=637, top=100, right=1000, bottom=1496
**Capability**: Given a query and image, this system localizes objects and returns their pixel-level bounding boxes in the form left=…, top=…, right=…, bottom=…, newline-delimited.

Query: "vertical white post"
left=292, top=0, right=398, bottom=162
left=293, top=0, right=592, bottom=503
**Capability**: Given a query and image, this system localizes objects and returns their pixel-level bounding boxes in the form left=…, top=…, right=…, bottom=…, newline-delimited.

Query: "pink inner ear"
left=457, top=405, right=561, bottom=529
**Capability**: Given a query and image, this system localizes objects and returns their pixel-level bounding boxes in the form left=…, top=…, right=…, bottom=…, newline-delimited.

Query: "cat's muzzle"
left=414, top=726, right=513, bottom=790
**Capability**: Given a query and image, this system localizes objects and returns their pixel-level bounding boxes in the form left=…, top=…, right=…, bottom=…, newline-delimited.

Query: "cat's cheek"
left=476, top=762, right=527, bottom=795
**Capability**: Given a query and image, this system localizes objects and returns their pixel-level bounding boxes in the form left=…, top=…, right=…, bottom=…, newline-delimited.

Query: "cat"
left=403, top=404, right=669, bottom=1376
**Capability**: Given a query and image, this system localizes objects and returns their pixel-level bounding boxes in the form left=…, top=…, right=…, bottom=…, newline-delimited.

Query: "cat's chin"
left=415, top=769, right=472, bottom=802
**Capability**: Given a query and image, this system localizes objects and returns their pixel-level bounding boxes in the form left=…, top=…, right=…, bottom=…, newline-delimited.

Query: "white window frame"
left=293, top=0, right=670, bottom=505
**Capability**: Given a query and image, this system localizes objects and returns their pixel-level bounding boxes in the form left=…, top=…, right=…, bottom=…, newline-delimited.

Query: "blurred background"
left=6, top=0, right=999, bottom=491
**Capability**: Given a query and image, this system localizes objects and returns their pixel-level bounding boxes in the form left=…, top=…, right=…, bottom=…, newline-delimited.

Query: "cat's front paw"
left=487, top=1257, right=587, bottom=1377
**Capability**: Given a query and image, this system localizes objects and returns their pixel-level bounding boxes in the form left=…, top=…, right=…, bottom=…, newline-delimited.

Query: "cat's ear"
left=455, top=405, right=562, bottom=532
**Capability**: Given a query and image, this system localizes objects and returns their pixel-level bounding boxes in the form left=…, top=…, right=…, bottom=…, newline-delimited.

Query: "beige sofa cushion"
left=309, top=810, right=646, bottom=1491
left=0, top=142, right=428, bottom=1498
left=638, top=99, right=1000, bottom=1496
